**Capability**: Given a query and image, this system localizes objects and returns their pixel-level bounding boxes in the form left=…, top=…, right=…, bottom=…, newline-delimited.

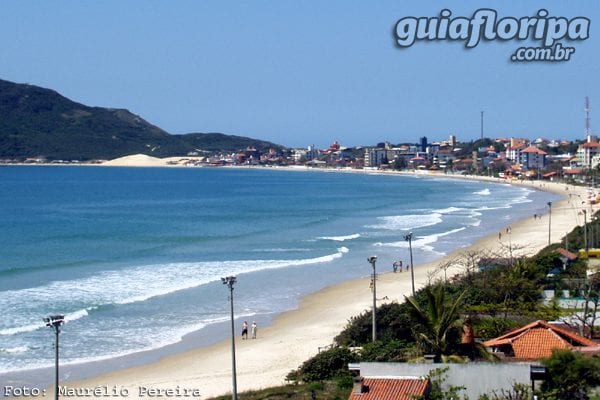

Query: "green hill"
left=0, top=79, right=284, bottom=160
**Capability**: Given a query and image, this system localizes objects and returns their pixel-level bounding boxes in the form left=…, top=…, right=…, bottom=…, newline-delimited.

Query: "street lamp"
left=583, top=209, right=588, bottom=256
left=43, top=315, right=64, bottom=400
left=367, top=256, right=377, bottom=342
left=547, top=201, right=552, bottom=246
left=404, top=232, right=415, bottom=296
left=221, top=276, right=238, bottom=400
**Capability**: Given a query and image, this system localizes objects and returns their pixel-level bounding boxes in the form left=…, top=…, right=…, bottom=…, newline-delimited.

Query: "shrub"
left=286, top=347, right=358, bottom=383
left=541, top=349, right=600, bottom=399
left=359, top=340, right=415, bottom=362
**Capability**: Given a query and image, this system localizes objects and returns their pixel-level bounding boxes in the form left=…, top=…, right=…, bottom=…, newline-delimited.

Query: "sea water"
left=0, top=166, right=559, bottom=383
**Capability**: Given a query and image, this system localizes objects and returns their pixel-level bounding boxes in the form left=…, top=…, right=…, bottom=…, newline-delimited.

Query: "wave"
left=374, top=227, right=466, bottom=254
left=0, top=313, right=242, bottom=375
left=0, top=323, right=43, bottom=336
left=433, top=207, right=464, bottom=214
left=474, top=188, right=491, bottom=196
left=367, top=213, right=442, bottom=231
left=318, top=233, right=361, bottom=241
left=1, top=346, right=28, bottom=354
left=0, top=248, right=349, bottom=337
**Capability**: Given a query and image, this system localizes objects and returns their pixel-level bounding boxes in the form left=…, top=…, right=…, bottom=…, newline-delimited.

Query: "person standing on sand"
left=251, top=321, right=257, bottom=339
left=242, top=321, right=248, bottom=340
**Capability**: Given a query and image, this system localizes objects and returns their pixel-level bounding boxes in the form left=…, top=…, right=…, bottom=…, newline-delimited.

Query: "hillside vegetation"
left=0, top=79, right=283, bottom=160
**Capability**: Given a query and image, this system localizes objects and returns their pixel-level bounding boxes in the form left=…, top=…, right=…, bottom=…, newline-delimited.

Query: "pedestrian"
left=251, top=321, right=257, bottom=339
left=534, top=213, right=537, bottom=220
left=242, top=321, right=248, bottom=340
left=406, top=264, right=410, bottom=272
left=392, top=262, right=397, bottom=273
left=498, top=232, right=502, bottom=240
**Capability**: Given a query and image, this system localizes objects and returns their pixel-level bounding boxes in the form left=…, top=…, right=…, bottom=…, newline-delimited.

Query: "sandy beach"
left=50, top=159, right=593, bottom=399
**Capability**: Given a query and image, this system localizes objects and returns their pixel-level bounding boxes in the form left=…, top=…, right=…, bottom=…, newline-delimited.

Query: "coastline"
left=32, top=165, right=591, bottom=399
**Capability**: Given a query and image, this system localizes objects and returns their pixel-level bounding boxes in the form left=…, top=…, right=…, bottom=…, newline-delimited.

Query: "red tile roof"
left=522, top=146, right=547, bottom=155
left=348, top=377, right=430, bottom=400
left=582, top=142, right=600, bottom=148
left=556, top=248, right=578, bottom=261
left=483, top=320, right=600, bottom=360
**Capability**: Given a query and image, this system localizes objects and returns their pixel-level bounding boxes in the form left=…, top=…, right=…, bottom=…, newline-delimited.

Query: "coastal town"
left=15, top=133, right=600, bottom=184
left=37, top=132, right=600, bottom=186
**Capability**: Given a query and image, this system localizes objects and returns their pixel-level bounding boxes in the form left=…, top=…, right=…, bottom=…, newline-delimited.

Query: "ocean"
left=0, top=166, right=559, bottom=385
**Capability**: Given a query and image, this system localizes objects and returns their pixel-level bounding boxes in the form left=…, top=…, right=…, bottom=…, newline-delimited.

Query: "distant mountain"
left=0, top=79, right=284, bottom=160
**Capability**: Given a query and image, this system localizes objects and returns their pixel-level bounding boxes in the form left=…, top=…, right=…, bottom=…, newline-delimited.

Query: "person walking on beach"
left=251, top=321, right=257, bottom=339
left=242, top=320, right=248, bottom=340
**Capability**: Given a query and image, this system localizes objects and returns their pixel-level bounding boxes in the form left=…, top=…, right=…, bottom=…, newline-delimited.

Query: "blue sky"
left=1, top=1, right=598, bottom=148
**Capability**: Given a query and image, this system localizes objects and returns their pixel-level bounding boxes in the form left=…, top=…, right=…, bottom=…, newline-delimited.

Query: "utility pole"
left=480, top=111, right=484, bottom=140
left=547, top=202, right=552, bottom=246
left=404, top=232, right=415, bottom=296
left=221, top=276, right=238, bottom=400
left=583, top=209, right=589, bottom=256
left=367, top=256, right=377, bottom=342
left=44, top=315, right=64, bottom=400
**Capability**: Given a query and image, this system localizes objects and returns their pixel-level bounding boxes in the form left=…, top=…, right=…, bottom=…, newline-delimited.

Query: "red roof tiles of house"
left=348, top=377, right=430, bottom=400
left=483, top=320, right=600, bottom=360
left=556, top=247, right=578, bottom=261
left=522, top=146, right=547, bottom=155
left=582, top=142, right=600, bottom=148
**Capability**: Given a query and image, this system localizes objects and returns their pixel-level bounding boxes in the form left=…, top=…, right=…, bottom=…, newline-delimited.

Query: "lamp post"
left=404, top=232, right=415, bottom=296
left=221, top=276, right=238, bottom=400
left=583, top=209, right=588, bottom=256
left=547, top=201, right=552, bottom=246
left=367, top=256, right=377, bottom=342
left=43, top=315, right=64, bottom=400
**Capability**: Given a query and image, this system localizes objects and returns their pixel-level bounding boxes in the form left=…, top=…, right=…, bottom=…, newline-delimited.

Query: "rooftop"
left=483, top=320, right=600, bottom=360
left=348, top=377, right=430, bottom=400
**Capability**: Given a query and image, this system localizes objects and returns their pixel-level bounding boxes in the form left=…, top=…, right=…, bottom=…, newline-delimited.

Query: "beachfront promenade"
left=54, top=168, right=591, bottom=399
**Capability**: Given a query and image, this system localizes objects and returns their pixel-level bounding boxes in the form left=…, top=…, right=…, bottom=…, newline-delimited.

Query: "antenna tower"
left=585, top=96, right=591, bottom=138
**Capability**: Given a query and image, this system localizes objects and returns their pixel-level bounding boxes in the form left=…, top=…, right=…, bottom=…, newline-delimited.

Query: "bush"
left=473, top=317, right=521, bottom=341
left=541, top=349, right=600, bottom=399
left=359, top=340, right=415, bottom=362
left=286, top=347, right=358, bottom=383
left=334, top=302, right=415, bottom=346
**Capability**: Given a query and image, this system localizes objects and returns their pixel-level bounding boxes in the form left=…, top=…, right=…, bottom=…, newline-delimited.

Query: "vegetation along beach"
left=2, top=2, right=600, bottom=398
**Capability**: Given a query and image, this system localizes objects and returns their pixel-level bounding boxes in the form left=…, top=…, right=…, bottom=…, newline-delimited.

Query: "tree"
left=562, top=273, right=600, bottom=338
left=286, top=346, right=358, bottom=383
left=540, top=349, right=600, bottom=400
left=405, top=285, right=467, bottom=362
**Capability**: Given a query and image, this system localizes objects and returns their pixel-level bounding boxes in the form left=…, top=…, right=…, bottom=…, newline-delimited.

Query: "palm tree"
left=404, top=285, right=467, bottom=362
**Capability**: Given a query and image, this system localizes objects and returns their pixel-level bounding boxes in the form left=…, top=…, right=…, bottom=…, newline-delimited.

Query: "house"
left=521, top=146, right=547, bottom=170
left=506, top=145, right=526, bottom=165
left=483, top=320, right=600, bottom=360
left=577, top=142, right=600, bottom=168
left=556, top=248, right=578, bottom=269
left=349, top=376, right=430, bottom=400
left=348, top=362, right=532, bottom=400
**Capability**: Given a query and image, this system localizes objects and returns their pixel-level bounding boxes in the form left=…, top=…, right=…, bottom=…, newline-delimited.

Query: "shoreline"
left=38, top=167, right=586, bottom=397
left=6, top=164, right=593, bottom=398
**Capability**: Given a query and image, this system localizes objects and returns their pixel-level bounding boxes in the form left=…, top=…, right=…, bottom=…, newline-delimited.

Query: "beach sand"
left=54, top=165, right=593, bottom=399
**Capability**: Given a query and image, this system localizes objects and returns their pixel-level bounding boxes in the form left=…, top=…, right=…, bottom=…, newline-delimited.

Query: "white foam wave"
left=474, top=188, right=491, bottom=196
left=0, top=323, right=43, bottom=336
left=367, top=213, right=442, bottom=231
left=318, top=233, right=361, bottom=241
left=374, top=227, right=466, bottom=254
left=0, top=248, right=349, bottom=337
left=433, top=207, right=464, bottom=214
left=1, top=346, right=28, bottom=354
left=65, top=308, right=90, bottom=322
